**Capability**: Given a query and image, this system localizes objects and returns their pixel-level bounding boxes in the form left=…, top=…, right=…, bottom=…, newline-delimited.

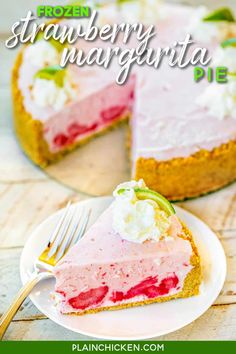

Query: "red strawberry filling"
left=101, top=105, right=126, bottom=122
left=56, top=290, right=66, bottom=297
left=67, top=122, right=98, bottom=138
left=156, top=275, right=179, bottom=296
left=53, top=133, right=69, bottom=147
left=67, top=123, right=88, bottom=137
left=53, top=123, right=98, bottom=148
left=125, top=276, right=158, bottom=299
left=68, top=286, right=108, bottom=310
left=67, top=275, right=179, bottom=310
left=111, top=275, right=179, bottom=303
left=110, top=291, right=124, bottom=303
left=53, top=105, right=128, bottom=149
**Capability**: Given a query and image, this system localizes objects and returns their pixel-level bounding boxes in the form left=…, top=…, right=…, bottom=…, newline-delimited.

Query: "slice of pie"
left=53, top=180, right=201, bottom=315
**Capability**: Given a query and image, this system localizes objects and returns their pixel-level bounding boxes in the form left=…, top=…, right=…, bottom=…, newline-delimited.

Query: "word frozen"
left=37, top=5, right=91, bottom=18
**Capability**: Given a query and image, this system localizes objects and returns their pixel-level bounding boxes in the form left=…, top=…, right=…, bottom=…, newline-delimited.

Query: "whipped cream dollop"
left=187, top=6, right=236, bottom=43
left=196, top=78, right=236, bottom=120
left=31, top=77, right=77, bottom=111
left=212, top=46, right=236, bottom=73
left=24, top=40, right=59, bottom=68
left=112, top=180, right=171, bottom=243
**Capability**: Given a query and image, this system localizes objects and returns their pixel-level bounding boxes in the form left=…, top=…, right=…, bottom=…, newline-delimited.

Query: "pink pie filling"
left=18, top=53, right=135, bottom=153
left=45, top=76, right=135, bottom=152
left=54, top=206, right=193, bottom=314
left=67, top=275, right=179, bottom=310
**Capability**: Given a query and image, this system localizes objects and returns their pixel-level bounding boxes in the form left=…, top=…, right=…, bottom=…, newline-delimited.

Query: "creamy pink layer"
left=131, top=5, right=236, bottom=163
left=43, top=76, right=135, bottom=152
left=18, top=55, right=135, bottom=153
left=54, top=205, right=193, bottom=314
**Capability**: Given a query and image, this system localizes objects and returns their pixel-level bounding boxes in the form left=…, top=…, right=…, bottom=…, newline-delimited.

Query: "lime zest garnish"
left=221, top=37, right=236, bottom=48
left=228, top=72, right=236, bottom=78
left=48, top=38, right=66, bottom=53
left=34, top=65, right=66, bottom=87
left=117, top=187, right=175, bottom=216
left=69, top=0, right=104, bottom=9
left=69, top=0, right=86, bottom=5
left=133, top=188, right=176, bottom=216
left=203, top=7, right=235, bottom=22
left=117, top=0, right=136, bottom=4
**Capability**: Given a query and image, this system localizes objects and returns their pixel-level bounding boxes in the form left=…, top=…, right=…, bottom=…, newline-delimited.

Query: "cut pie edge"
left=12, top=50, right=131, bottom=167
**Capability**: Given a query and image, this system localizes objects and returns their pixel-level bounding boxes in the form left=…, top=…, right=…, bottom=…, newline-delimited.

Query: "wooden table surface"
left=1, top=0, right=236, bottom=341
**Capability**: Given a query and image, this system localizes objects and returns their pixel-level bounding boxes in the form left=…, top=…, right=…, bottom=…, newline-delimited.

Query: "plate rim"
left=19, top=197, right=227, bottom=340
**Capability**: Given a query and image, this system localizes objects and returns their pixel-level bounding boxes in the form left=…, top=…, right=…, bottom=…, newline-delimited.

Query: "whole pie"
left=12, top=1, right=236, bottom=200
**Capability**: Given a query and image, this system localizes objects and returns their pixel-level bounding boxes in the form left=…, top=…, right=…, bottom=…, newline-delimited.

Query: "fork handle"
left=0, top=272, right=52, bottom=340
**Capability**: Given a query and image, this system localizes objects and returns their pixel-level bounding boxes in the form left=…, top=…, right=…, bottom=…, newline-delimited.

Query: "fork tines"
left=39, top=202, right=91, bottom=266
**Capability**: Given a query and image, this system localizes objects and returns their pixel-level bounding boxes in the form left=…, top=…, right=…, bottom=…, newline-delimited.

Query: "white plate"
left=20, top=197, right=226, bottom=340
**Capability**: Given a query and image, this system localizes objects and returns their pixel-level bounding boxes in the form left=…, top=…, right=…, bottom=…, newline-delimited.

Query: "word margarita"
left=61, top=34, right=211, bottom=84
left=5, top=10, right=212, bottom=84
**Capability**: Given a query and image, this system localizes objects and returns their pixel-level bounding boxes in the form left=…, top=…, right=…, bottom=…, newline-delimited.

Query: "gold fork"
left=0, top=202, right=91, bottom=340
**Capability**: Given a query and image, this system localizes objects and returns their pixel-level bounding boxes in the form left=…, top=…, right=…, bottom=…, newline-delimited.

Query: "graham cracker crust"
left=134, top=140, right=236, bottom=201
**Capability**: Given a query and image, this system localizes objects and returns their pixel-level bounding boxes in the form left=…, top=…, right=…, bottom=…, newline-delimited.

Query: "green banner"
left=1, top=341, right=236, bottom=354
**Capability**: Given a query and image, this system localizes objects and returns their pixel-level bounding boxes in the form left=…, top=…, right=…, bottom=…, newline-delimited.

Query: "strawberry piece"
left=130, top=90, right=135, bottom=100
left=125, top=276, right=158, bottom=299
left=115, top=275, right=179, bottom=301
left=56, top=290, right=66, bottom=297
left=143, top=285, right=160, bottom=298
left=101, top=106, right=126, bottom=122
left=143, top=275, right=179, bottom=298
left=88, top=123, right=98, bottom=131
left=110, top=291, right=124, bottom=303
left=155, top=275, right=179, bottom=296
left=67, top=123, right=88, bottom=137
left=67, top=122, right=98, bottom=139
left=53, top=133, right=69, bottom=147
left=68, top=286, right=108, bottom=310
